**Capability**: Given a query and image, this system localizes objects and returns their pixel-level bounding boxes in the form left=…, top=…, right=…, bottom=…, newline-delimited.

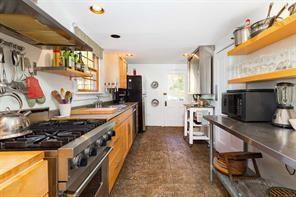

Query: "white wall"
left=128, top=64, right=188, bottom=126
left=213, top=2, right=296, bottom=188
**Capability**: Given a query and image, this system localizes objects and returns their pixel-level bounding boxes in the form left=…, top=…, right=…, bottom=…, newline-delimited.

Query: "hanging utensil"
left=268, top=3, right=288, bottom=27
left=0, top=47, right=4, bottom=82
left=11, top=50, right=18, bottom=66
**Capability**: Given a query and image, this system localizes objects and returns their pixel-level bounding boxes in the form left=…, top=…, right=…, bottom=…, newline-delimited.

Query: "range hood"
left=188, top=45, right=215, bottom=95
left=0, top=0, right=92, bottom=51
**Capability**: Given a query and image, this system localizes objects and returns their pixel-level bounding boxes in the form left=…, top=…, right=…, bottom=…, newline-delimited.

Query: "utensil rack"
left=0, top=38, right=25, bottom=52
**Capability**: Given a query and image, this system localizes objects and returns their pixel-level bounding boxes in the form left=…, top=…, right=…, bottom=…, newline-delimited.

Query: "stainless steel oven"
left=57, top=122, right=115, bottom=197
left=63, top=147, right=112, bottom=197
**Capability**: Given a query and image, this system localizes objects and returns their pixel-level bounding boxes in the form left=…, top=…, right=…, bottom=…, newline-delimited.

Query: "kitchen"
left=1, top=0, right=296, bottom=196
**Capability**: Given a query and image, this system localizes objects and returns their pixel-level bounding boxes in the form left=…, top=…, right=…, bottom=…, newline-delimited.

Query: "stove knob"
left=103, top=133, right=111, bottom=141
left=107, top=130, right=116, bottom=137
left=85, top=146, right=97, bottom=157
left=89, top=147, right=97, bottom=157
left=96, top=137, right=107, bottom=147
left=73, top=154, right=88, bottom=168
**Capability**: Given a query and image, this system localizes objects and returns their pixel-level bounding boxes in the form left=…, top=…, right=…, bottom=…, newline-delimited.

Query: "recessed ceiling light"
left=90, top=4, right=105, bottom=15
left=110, top=34, right=121, bottom=38
left=126, top=53, right=133, bottom=57
left=183, top=53, right=189, bottom=57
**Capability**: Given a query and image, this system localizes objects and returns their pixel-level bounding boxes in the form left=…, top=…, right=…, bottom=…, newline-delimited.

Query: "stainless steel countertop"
left=204, top=115, right=296, bottom=169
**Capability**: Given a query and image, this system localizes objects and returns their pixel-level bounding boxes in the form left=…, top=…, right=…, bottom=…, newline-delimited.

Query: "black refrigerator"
left=127, top=75, right=145, bottom=133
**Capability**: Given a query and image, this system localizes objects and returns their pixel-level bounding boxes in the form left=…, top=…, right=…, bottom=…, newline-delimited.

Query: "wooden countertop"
left=0, top=151, right=44, bottom=185
left=52, top=102, right=138, bottom=121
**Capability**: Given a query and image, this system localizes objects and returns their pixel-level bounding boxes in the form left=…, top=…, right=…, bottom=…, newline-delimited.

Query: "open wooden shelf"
left=228, top=68, right=296, bottom=84
left=228, top=14, right=296, bottom=56
left=36, top=67, right=92, bottom=78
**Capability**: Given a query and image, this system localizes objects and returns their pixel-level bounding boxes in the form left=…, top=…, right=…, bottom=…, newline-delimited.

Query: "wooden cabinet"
left=119, top=57, right=127, bottom=89
left=108, top=108, right=134, bottom=192
left=104, top=52, right=127, bottom=89
left=0, top=151, right=48, bottom=197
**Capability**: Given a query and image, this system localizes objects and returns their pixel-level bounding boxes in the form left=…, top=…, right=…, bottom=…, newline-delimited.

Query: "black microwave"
left=222, top=89, right=276, bottom=122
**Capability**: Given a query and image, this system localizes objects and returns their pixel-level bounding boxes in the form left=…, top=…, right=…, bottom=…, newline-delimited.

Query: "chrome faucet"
left=95, top=96, right=103, bottom=108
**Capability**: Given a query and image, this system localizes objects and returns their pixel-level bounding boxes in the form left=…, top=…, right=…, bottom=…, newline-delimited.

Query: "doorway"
left=163, top=72, right=187, bottom=126
left=128, top=64, right=188, bottom=127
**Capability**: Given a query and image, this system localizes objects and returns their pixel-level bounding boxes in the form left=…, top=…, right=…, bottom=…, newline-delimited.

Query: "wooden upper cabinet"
left=119, top=57, right=127, bottom=89
left=104, top=52, right=127, bottom=89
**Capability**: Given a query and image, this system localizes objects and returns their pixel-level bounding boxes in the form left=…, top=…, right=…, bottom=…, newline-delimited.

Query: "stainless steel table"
left=203, top=115, right=296, bottom=184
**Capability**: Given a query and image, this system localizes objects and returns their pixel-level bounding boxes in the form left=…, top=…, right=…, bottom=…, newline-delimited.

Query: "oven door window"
left=79, top=168, right=103, bottom=196
left=65, top=148, right=111, bottom=197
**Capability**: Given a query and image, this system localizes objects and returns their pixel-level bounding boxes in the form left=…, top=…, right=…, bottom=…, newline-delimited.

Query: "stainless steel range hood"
left=0, top=0, right=92, bottom=51
left=188, top=45, right=215, bottom=95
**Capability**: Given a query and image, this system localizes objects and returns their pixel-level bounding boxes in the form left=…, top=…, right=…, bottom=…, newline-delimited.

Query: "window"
left=167, top=73, right=185, bottom=101
left=77, top=51, right=99, bottom=92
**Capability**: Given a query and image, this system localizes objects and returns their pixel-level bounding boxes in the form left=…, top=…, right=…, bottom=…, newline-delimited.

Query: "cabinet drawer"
left=0, top=160, right=48, bottom=197
left=108, top=146, right=124, bottom=192
left=110, top=108, right=133, bottom=126
left=109, top=136, right=122, bottom=163
left=110, top=126, right=121, bottom=148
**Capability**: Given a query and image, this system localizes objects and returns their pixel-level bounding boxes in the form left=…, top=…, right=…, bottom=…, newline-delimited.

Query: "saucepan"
left=250, top=3, right=287, bottom=38
left=232, top=25, right=250, bottom=46
left=0, top=93, right=32, bottom=140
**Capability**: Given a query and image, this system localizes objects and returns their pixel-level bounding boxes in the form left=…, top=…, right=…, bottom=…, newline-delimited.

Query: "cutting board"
left=71, top=108, right=118, bottom=115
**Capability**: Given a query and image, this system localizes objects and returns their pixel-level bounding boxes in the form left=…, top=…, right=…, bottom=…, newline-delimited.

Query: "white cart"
left=184, top=105, right=214, bottom=145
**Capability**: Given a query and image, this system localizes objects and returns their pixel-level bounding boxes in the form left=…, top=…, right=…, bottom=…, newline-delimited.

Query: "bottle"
left=73, top=52, right=79, bottom=71
left=69, top=50, right=75, bottom=69
left=62, top=50, right=70, bottom=68
left=53, top=49, right=62, bottom=67
left=77, top=52, right=84, bottom=72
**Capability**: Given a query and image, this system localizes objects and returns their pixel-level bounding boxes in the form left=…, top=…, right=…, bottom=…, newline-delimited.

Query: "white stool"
left=184, top=107, right=214, bottom=145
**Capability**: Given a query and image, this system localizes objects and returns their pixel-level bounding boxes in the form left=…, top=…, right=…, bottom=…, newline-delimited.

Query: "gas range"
left=0, top=120, right=106, bottom=150
left=0, top=119, right=115, bottom=197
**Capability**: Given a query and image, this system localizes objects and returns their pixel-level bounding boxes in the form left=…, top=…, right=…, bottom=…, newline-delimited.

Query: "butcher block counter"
left=52, top=102, right=138, bottom=121
left=0, top=151, right=48, bottom=197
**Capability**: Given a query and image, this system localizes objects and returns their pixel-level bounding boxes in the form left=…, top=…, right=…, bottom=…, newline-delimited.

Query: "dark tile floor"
left=111, top=127, right=229, bottom=197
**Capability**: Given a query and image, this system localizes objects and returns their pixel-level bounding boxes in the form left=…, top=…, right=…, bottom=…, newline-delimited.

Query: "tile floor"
left=111, top=127, right=229, bottom=197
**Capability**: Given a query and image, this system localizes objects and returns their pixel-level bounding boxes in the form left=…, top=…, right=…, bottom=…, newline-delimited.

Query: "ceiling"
left=37, top=0, right=272, bottom=64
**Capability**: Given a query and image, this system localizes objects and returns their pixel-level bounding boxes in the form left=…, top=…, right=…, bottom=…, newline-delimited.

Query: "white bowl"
left=289, top=119, right=296, bottom=130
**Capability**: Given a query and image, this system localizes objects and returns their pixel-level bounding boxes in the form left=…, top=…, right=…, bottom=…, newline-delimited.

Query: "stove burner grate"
left=0, top=120, right=106, bottom=150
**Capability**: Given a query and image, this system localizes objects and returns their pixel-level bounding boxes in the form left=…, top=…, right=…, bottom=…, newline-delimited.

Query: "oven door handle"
left=70, top=147, right=112, bottom=197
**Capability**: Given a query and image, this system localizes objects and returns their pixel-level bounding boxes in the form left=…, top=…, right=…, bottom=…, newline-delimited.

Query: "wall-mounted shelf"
left=36, top=67, right=92, bottom=78
left=228, top=68, right=296, bottom=84
left=228, top=14, right=296, bottom=56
